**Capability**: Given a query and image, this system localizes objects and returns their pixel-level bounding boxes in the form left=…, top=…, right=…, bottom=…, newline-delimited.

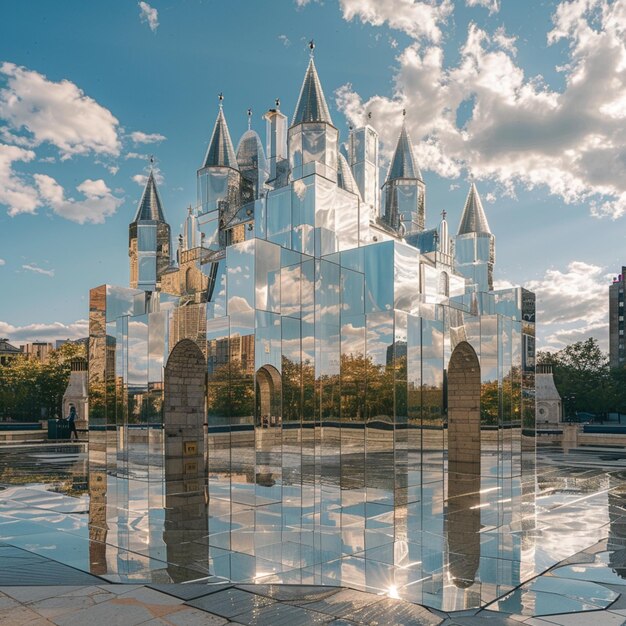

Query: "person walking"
left=67, top=405, right=78, bottom=441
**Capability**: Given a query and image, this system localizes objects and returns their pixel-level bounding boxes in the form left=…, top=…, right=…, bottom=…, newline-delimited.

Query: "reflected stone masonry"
left=88, top=51, right=536, bottom=610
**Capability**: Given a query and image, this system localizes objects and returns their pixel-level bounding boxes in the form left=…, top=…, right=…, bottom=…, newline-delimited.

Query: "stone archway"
left=446, top=341, right=481, bottom=589
left=163, top=339, right=207, bottom=581
left=256, top=364, right=281, bottom=428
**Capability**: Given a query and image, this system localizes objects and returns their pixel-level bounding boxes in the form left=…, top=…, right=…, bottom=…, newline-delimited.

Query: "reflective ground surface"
left=1, top=441, right=626, bottom=624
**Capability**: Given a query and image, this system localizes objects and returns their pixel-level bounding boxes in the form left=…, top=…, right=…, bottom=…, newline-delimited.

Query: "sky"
left=0, top=0, right=625, bottom=352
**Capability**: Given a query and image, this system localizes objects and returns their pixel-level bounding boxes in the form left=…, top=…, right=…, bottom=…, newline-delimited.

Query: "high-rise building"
left=609, top=267, right=626, bottom=369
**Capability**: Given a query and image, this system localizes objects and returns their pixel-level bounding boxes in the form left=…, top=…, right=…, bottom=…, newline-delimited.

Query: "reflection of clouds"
left=394, top=244, right=420, bottom=314
left=127, top=319, right=149, bottom=384
left=228, top=295, right=254, bottom=314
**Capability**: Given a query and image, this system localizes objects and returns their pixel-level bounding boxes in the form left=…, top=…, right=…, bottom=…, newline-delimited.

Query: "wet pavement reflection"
left=1, top=440, right=626, bottom=622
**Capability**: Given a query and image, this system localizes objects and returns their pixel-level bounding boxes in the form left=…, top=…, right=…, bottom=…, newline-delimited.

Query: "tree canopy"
left=538, top=338, right=626, bottom=418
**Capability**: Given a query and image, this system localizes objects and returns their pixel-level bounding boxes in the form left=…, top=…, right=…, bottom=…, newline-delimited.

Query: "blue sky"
left=0, top=0, right=625, bottom=351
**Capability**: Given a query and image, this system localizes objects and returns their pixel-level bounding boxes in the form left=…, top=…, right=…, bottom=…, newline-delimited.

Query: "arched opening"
left=163, top=339, right=207, bottom=582
left=446, top=340, right=481, bottom=589
left=256, top=364, right=282, bottom=428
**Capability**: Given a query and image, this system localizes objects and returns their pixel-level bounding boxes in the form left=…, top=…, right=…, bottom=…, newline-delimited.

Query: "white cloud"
left=35, top=174, right=123, bottom=224
left=0, top=63, right=120, bottom=158
left=0, top=258, right=5, bottom=266
left=138, top=1, right=159, bottom=32
left=524, top=261, right=610, bottom=351
left=278, top=35, right=291, bottom=47
left=0, top=143, right=40, bottom=216
left=125, top=152, right=148, bottom=160
left=129, top=131, right=166, bottom=144
left=335, top=0, right=626, bottom=218
left=466, top=0, right=500, bottom=14
left=339, top=0, right=453, bottom=43
left=132, top=169, right=163, bottom=186
left=0, top=319, right=88, bottom=343
left=22, top=263, right=54, bottom=277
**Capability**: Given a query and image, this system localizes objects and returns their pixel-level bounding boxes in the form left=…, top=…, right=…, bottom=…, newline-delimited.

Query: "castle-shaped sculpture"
left=89, top=49, right=536, bottom=609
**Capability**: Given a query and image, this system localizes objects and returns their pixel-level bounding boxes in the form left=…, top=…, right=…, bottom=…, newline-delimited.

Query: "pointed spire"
left=457, top=182, right=491, bottom=235
left=202, top=96, right=238, bottom=169
left=292, top=57, right=333, bottom=126
left=337, top=152, right=361, bottom=199
left=133, top=170, right=166, bottom=222
left=387, top=117, right=423, bottom=182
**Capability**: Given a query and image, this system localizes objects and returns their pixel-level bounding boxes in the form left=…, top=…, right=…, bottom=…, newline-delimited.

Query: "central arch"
left=256, top=364, right=281, bottom=428
left=163, top=339, right=207, bottom=582
left=446, top=340, right=481, bottom=589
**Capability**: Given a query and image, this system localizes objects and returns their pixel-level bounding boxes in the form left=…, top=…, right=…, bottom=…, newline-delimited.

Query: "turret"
left=129, top=168, right=171, bottom=292
left=381, top=114, right=425, bottom=236
left=454, top=182, right=495, bottom=292
left=288, top=43, right=338, bottom=182
left=348, top=121, right=379, bottom=220
left=264, top=99, right=288, bottom=188
left=197, top=95, right=241, bottom=250
left=236, top=109, right=268, bottom=203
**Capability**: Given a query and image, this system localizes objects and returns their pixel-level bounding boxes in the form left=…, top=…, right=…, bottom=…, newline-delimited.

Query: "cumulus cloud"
left=339, top=0, right=453, bottom=43
left=129, top=131, right=166, bottom=144
left=466, top=0, right=500, bottom=14
left=138, top=1, right=159, bottom=32
left=0, top=319, right=88, bottom=343
left=0, top=63, right=120, bottom=158
left=35, top=174, right=123, bottom=224
left=0, top=258, right=5, bottom=266
left=278, top=35, right=291, bottom=47
left=335, top=0, right=626, bottom=218
left=0, top=143, right=40, bottom=216
left=524, top=261, right=610, bottom=351
left=132, top=168, right=164, bottom=186
left=22, top=263, right=54, bottom=277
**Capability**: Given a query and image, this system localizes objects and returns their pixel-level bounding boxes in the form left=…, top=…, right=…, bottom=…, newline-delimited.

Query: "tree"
left=538, top=338, right=614, bottom=417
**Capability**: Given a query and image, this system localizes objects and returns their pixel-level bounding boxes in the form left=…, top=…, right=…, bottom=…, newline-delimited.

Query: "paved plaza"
left=1, top=441, right=626, bottom=624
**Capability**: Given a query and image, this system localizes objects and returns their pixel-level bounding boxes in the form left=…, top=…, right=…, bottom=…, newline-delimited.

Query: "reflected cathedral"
left=88, top=47, right=536, bottom=609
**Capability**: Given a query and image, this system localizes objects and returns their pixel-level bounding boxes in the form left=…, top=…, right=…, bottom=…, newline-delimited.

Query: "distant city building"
left=536, top=363, right=562, bottom=426
left=609, top=266, right=625, bottom=369
left=20, top=342, right=54, bottom=362
left=55, top=337, right=89, bottom=350
left=0, top=338, right=21, bottom=366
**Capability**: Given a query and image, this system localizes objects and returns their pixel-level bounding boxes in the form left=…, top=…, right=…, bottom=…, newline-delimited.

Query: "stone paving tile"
left=148, top=582, right=233, bottom=600
left=344, top=597, right=442, bottom=625
left=138, top=607, right=229, bottom=625
left=0, top=604, right=47, bottom=625
left=290, top=588, right=383, bottom=617
left=523, top=611, right=626, bottom=625
left=186, top=588, right=274, bottom=619
left=233, top=602, right=331, bottom=625
left=114, top=586, right=187, bottom=606
left=0, top=586, right=88, bottom=603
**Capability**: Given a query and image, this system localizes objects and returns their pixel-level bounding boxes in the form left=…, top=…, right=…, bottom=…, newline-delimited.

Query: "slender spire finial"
left=149, top=154, right=154, bottom=171
left=247, top=107, right=252, bottom=130
left=309, top=39, right=315, bottom=57
left=402, top=108, right=406, bottom=117
left=275, top=97, right=280, bottom=110
left=367, top=111, right=372, bottom=121
left=441, top=209, right=447, bottom=220
left=218, top=92, right=224, bottom=108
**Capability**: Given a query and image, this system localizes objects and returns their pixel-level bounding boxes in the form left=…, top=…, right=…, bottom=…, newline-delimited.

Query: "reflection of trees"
left=207, top=361, right=254, bottom=418
left=480, top=366, right=522, bottom=426
left=0, top=342, right=86, bottom=421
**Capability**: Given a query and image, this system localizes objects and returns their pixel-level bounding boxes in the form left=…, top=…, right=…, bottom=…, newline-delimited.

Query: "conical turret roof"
left=133, top=171, right=166, bottom=222
left=457, top=182, right=491, bottom=235
left=203, top=107, right=238, bottom=169
left=387, top=121, right=423, bottom=182
left=292, top=58, right=333, bottom=126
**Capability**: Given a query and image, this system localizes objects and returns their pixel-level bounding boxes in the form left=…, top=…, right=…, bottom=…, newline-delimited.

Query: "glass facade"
left=89, top=56, right=536, bottom=610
